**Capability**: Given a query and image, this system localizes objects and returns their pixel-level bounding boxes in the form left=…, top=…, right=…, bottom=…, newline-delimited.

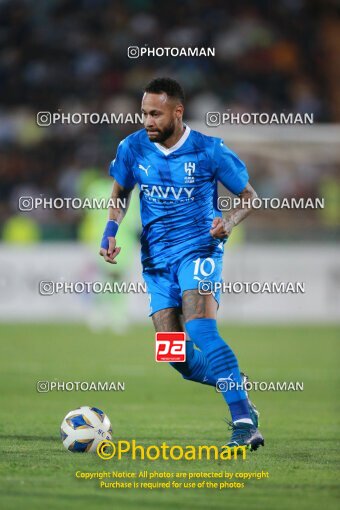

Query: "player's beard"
left=146, top=120, right=175, bottom=143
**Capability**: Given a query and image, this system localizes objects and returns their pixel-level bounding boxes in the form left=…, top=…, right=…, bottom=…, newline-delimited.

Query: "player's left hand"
left=209, top=217, right=232, bottom=239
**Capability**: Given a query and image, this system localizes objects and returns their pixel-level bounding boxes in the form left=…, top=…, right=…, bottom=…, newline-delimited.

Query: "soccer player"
left=99, top=78, right=264, bottom=450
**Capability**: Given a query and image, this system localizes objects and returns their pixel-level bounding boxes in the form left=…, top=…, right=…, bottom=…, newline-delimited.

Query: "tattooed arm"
left=210, top=183, right=257, bottom=239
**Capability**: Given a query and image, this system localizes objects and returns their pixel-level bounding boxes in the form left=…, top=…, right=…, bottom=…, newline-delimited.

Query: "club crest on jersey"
left=138, top=164, right=150, bottom=176
left=184, top=162, right=195, bottom=183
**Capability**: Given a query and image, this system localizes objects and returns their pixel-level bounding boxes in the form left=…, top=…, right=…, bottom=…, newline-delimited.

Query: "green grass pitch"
left=0, top=323, right=339, bottom=510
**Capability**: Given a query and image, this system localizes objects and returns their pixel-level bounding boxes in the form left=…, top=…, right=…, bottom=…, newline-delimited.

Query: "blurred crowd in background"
left=0, top=0, right=339, bottom=243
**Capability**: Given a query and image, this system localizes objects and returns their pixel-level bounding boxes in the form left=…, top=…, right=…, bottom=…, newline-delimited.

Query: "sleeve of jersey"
left=214, top=139, right=249, bottom=195
left=108, top=139, right=136, bottom=189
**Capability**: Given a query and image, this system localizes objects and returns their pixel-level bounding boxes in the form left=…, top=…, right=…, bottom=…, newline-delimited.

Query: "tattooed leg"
left=151, top=307, right=182, bottom=332
left=182, top=289, right=217, bottom=322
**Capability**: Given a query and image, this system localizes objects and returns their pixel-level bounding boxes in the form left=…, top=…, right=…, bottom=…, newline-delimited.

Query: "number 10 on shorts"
left=155, top=332, right=186, bottom=362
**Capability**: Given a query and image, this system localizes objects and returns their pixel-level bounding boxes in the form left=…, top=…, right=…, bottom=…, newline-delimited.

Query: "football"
left=60, top=406, right=112, bottom=452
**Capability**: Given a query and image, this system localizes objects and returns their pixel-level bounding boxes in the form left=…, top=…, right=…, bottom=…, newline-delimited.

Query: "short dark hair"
left=144, top=77, right=185, bottom=104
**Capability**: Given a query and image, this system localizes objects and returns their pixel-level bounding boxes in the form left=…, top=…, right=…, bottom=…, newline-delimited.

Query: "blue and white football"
left=60, top=406, right=112, bottom=452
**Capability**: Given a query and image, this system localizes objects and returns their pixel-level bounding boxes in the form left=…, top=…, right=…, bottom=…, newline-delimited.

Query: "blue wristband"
left=101, top=220, right=119, bottom=249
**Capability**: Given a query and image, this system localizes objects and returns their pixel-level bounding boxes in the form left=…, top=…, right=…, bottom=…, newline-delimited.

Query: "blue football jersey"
left=109, top=126, right=249, bottom=267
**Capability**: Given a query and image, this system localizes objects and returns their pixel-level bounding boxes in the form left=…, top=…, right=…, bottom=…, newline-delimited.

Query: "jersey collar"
left=154, top=125, right=191, bottom=156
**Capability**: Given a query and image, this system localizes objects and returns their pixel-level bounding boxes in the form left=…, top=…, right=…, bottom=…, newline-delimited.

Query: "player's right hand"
left=99, top=236, right=121, bottom=264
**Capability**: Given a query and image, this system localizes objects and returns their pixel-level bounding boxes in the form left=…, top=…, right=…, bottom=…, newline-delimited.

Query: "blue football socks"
left=184, top=318, right=251, bottom=422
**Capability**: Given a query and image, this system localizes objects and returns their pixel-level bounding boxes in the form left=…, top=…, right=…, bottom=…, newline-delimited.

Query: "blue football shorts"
left=142, top=247, right=224, bottom=316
